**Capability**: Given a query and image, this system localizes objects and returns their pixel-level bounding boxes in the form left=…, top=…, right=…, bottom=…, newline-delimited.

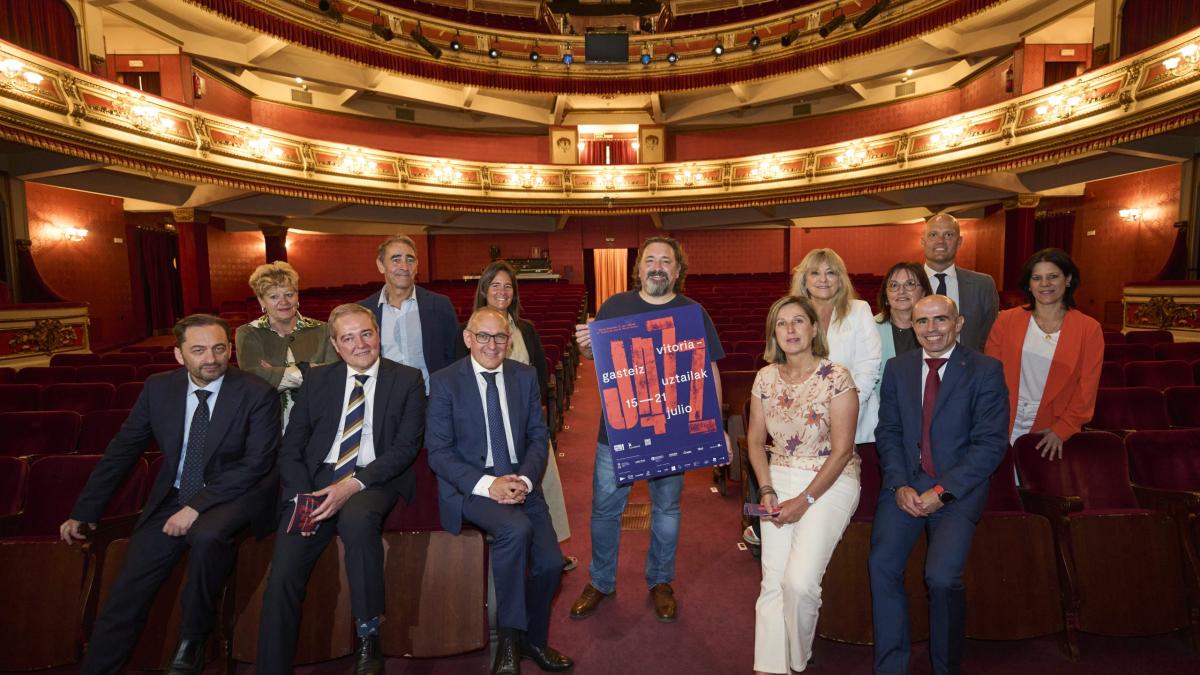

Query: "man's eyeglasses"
left=887, top=280, right=921, bottom=291
left=472, top=331, right=510, bottom=345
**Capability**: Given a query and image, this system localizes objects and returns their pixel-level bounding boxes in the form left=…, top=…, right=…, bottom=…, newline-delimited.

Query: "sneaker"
left=742, top=525, right=760, bottom=546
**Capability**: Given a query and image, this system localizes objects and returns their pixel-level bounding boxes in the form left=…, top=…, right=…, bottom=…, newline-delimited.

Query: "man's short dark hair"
left=173, top=314, right=231, bottom=347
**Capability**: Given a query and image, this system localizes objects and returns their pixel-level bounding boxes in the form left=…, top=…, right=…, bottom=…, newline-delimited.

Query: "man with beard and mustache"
left=568, top=237, right=726, bottom=624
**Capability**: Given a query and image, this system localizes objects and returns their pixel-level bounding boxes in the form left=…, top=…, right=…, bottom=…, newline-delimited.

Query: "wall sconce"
left=432, top=160, right=461, bottom=184
left=930, top=117, right=966, bottom=148
left=117, top=93, right=175, bottom=133
left=836, top=142, right=867, bottom=167
left=1163, top=43, right=1199, bottom=75
left=62, top=226, right=89, bottom=242
left=1119, top=208, right=1141, bottom=221
left=679, top=163, right=703, bottom=186
left=600, top=168, right=624, bottom=190
left=1034, top=82, right=1086, bottom=119
left=631, top=140, right=640, bottom=152
left=577, top=140, right=586, bottom=153
left=751, top=155, right=782, bottom=180
left=518, top=166, right=543, bottom=189
left=242, top=128, right=283, bottom=160
left=0, top=58, right=43, bottom=92
left=338, top=151, right=373, bottom=175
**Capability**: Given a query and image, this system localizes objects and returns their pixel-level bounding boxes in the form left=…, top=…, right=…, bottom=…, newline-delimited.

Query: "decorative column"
left=173, top=208, right=213, bottom=314
left=261, top=224, right=288, bottom=263
left=1002, top=194, right=1040, bottom=290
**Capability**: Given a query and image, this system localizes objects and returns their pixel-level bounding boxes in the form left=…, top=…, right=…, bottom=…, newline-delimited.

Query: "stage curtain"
left=0, top=0, right=79, bottom=67
left=138, top=228, right=182, bottom=332
left=594, top=249, right=627, bottom=310
left=1120, top=0, right=1200, bottom=56
left=1035, top=211, right=1074, bottom=254
left=581, top=141, right=636, bottom=165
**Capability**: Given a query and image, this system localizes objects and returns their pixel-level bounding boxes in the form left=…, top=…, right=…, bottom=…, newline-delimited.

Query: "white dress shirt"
left=323, top=360, right=381, bottom=469
left=920, top=344, right=956, bottom=400
left=469, top=357, right=534, bottom=497
left=924, top=263, right=960, bottom=305
left=175, top=374, right=224, bottom=488
left=377, top=286, right=429, bottom=391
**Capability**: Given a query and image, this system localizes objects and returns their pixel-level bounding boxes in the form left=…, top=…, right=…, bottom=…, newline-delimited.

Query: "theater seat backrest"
left=15, top=455, right=146, bottom=537
left=0, top=411, right=82, bottom=457
left=0, top=384, right=43, bottom=413
left=984, top=448, right=1024, bottom=512
left=1125, top=429, right=1200, bottom=491
left=0, top=457, right=29, bottom=516
left=1015, top=431, right=1136, bottom=510
left=41, top=383, right=115, bottom=414
left=383, top=449, right=441, bottom=532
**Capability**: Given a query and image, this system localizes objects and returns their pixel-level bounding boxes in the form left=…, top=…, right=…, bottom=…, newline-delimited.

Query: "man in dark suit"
left=868, top=295, right=1009, bottom=675
left=922, top=213, right=1000, bottom=350
left=256, top=303, right=426, bottom=675
left=426, top=307, right=573, bottom=675
left=60, top=314, right=280, bottom=675
left=358, top=234, right=458, bottom=391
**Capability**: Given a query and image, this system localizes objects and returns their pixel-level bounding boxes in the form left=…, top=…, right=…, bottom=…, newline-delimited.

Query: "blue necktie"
left=179, top=390, right=210, bottom=503
left=332, top=374, right=369, bottom=485
left=934, top=272, right=947, bottom=296
left=482, top=371, right=514, bottom=476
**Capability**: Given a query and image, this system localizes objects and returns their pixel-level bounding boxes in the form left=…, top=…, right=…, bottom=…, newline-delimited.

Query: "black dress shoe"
left=354, top=634, right=384, bottom=675
left=165, top=636, right=206, bottom=675
left=493, top=632, right=520, bottom=675
left=520, top=641, right=574, bottom=672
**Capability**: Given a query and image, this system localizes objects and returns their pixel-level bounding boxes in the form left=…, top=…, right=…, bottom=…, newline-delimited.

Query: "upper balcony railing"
left=1, top=29, right=1199, bottom=215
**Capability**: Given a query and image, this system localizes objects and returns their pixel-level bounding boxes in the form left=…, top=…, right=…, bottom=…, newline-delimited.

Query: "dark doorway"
left=128, top=226, right=183, bottom=335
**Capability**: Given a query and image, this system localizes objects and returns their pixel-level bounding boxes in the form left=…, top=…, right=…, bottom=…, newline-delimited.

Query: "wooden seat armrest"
left=1132, top=484, right=1200, bottom=517
left=1018, top=489, right=1084, bottom=519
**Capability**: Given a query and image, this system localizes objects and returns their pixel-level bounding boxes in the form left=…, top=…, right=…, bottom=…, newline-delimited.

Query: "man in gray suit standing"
left=922, top=213, right=999, bottom=350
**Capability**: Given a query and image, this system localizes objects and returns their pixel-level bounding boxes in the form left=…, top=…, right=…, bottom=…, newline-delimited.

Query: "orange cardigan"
left=985, top=307, right=1104, bottom=441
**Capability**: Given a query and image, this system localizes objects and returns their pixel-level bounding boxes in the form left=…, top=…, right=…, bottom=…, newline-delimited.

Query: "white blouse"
left=1011, top=317, right=1059, bottom=443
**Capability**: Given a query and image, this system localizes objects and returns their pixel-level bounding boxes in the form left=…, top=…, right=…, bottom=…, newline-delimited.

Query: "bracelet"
left=759, top=485, right=777, bottom=496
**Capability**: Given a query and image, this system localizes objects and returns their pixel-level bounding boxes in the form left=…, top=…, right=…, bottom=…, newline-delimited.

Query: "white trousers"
left=754, top=466, right=860, bottom=673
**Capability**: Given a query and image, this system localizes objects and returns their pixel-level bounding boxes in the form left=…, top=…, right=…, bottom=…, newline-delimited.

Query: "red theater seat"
left=1125, top=329, right=1173, bottom=345
left=1165, top=386, right=1200, bottom=428
left=720, top=353, right=755, bottom=371
left=137, top=363, right=180, bottom=381
left=0, top=454, right=146, bottom=538
left=48, top=353, right=99, bottom=367
left=99, top=352, right=152, bottom=366
left=75, top=364, right=138, bottom=386
left=41, top=383, right=115, bottom=414
left=1125, top=429, right=1200, bottom=490
left=0, top=411, right=82, bottom=457
left=14, top=366, right=75, bottom=385
left=0, top=384, right=42, bottom=413
left=0, top=367, right=13, bottom=384
left=1088, top=387, right=1169, bottom=434
left=1155, top=342, right=1200, bottom=361
left=78, top=410, right=133, bottom=455
left=1099, top=361, right=1125, bottom=388
left=1102, top=331, right=1125, bottom=345
left=152, top=351, right=179, bottom=364
left=1104, top=343, right=1154, bottom=364
left=1015, top=432, right=1190, bottom=639
left=1123, top=360, right=1194, bottom=390
left=0, top=457, right=28, bottom=516
left=113, top=381, right=144, bottom=409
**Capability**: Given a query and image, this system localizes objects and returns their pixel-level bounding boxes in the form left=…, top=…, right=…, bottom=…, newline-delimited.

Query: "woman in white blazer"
left=790, top=248, right=882, bottom=443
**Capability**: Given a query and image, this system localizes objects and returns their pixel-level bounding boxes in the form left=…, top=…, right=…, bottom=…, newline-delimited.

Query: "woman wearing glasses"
left=460, top=261, right=574, bottom=567
left=874, top=262, right=934, bottom=393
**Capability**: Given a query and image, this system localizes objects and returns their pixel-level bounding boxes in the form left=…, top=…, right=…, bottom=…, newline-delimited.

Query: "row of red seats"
left=1, top=409, right=141, bottom=457
left=0, top=364, right=178, bottom=387
left=49, top=351, right=177, bottom=367
left=0, top=382, right=140, bottom=415
left=1104, top=341, right=1200, bottom=363
left=1100, top=359, right=1200, bottom=390
left=1089, top=385, right=1200, bottom=432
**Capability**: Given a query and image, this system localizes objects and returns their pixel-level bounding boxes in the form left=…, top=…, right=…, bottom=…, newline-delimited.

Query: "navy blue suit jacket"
left=358, top=286, right=459, bottom=375
left=875, top=344, right=1009, bottom=518
left=71, top=367, right=280, bottom=529
left=277, top=359, right=426, bottom=504
left=425, top=357, right=549, bottom=535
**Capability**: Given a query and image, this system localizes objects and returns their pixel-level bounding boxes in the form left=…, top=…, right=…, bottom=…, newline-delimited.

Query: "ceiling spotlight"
left=317, top=0, right=342, bottom=23
left=712, top=44, right=724, bottom=57
left=530, top=50, right=540, bottom=62
left=819, top=12, right=846, bottom=38
left=562, top=53, right=574, bottom=65
left=780, top=29, right=800, bottom=47
left=488, top=46, right=500, bottom=59
left=749, top=33, right=761, bottom=50
left=450, top=31, right=462, bottom=52
left=667, top=51, right=678, bottom=64
left=640, top=53, right=652, bottom=65
left=853, top=0, right=891, bottom=31
left=371, top=11, right=394, bottom=41
left=410, top=26, right=442, bottom=59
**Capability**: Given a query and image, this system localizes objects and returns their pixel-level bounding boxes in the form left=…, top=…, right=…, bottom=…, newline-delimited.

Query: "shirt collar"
left=347, top=359, right=382, bottom=381
left=187, top=373, right=225, bottom=397
left=470, top=355, right=504, bottom=377
left=922, top=344, right=957, bottom=362
left=924, top=263, right=958, bottom=280
left=378, top=285, right=419, bottom=308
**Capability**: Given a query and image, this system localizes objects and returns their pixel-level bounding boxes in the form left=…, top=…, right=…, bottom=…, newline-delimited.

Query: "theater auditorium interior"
left=1, top=0, right=1199, bottom=673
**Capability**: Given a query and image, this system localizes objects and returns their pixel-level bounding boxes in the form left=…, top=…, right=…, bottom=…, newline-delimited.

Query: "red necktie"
left=921, top=358, right=947, bottom=477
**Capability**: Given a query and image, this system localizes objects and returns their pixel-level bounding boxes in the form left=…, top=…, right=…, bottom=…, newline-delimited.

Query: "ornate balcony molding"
left=185, top=0, right=1002, bottom=95
left=1, top=30, right=1199, bottom=216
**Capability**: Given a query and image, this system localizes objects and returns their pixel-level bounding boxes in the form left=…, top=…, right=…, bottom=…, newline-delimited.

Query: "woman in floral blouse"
left=747, top=295, right=861, bottom=675
left=235, top=261, right=340, bottom=428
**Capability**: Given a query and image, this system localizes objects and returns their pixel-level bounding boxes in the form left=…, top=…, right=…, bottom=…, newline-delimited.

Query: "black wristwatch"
left=937, top=487, right=956, bottom=504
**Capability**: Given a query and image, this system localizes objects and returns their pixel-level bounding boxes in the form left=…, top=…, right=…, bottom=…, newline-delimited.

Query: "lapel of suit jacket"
left=933, top=345, right=970, bottom=415
left=201, top=368, right=245, bottom=465
left=459, top=357, right=487, bottom=447
left=414, top=286, right=434, bottom=357
left=372, top=359, right=395, bottom=446
left=900, top=352, right=923, bottom=429
left=502, top=360, right=524, bottom=460
left=164, top=368, right=190, bottom=467
left=316, top=361, right=350, bottom=458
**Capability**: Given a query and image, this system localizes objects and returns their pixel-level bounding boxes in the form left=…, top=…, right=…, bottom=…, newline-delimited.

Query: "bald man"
left=922, top=214, right=999, bottom=349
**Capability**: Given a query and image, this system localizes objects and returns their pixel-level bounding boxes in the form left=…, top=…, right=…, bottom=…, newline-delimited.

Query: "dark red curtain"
left=1035, top=211, right=1074, bottom=254
left=1120, top=0, right=1200, bottom=56
left=138, top=228, right=182, bottom=332
left=0, top=0, right=79, bottom=67
left=580, top=140, right=636, bottom=165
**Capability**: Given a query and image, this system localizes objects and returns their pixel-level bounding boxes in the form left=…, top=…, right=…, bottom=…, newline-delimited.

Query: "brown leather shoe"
left=650, top=583, right=677, bottom=622
left=569, top=583, right=611, bottom=619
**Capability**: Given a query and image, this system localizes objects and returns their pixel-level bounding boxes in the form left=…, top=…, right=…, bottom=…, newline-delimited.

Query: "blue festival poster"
left=589, top=304, right=728, bottom=484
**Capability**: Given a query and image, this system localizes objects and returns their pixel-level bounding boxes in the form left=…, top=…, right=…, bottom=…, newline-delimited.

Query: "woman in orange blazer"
left=985, top=248, right=1103, bottom=460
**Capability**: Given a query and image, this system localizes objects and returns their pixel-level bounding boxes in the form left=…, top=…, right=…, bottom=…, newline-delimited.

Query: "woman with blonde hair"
left=748, top=295, right=861, bottom=674
left=235, top=261, right=339, bottom=426
left=789, top=248, right=881, bottom=444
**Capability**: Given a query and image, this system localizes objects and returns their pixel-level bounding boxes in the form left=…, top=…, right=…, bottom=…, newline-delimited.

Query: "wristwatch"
left=933, top=484, right=956, bottom=504
left=802, top=492, right=816, bottom=505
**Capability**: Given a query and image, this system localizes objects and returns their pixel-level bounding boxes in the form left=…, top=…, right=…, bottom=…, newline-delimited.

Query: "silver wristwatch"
left=802, top=492, right=816, bottom=505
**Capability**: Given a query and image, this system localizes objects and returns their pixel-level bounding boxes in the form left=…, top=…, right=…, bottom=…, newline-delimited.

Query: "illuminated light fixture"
left=835, top=142, right=867, bottom=167
left=63, top=226, right=89, bottom=242
left=488, top=45, right=501, bottom=59
left=432, top=160, right=461, bottom=184
left=119, top=92, right=174, bottom=133
left=518, top=166, right=544, bottom=189
left=530, top=49, right=541, bottom=62
left=819, top=4, right=847, bottom=39
left=600, top=168, right=624, bottom=190
left=294, top=76, right=304, bottom=84
left=905, top=68, right=913, bottom=76
left=0, top=58, right=43, bottom=92
left=712, top=43, right=724, bottom=57
left=450, top=31, right=462, bottom=52
left=1163, top=42, right=1199, bottom=75
left=1119, top=208, right=1141, bottom=221
left=666, top=51, right=679, bottom=64
left=930, top=117, right=966, bottom=148
left=853, top=0, right=890, bottom=31
left=1034, top=83, right=1086, bottom=119
left=372, top=12, right=395, bottom=42
left=317, top=0, right=342, bottom=23
left=338, top=151, right=374, bottom=175
left=780, top=29, right=800, bottom=47
left=680, top=163, right=703, bottom=186
left=410, top=25, right=442, bottom=59
left=577, top=140, right=586, bottom=152
left=243, top=128, right=282, bottom=160
left=631, top=141, right=640, bottom=152
left=640, top=50, right=652, bottom=65
left=748, top=31, right=761, bottom=50
left=562, top=52, right=574, bottom=65
left=751, top=155, right=782, bottom=180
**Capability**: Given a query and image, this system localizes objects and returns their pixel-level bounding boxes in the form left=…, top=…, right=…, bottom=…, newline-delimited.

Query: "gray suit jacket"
left=956, top=266, right=999, bottom=351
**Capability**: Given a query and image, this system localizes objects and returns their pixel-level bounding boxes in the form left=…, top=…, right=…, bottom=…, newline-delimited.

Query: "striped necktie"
left=332, top=374, right=369, bottom=485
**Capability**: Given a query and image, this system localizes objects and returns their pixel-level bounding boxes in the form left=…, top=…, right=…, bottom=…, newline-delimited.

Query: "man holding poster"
left=569, top=237, right=727, bottom=623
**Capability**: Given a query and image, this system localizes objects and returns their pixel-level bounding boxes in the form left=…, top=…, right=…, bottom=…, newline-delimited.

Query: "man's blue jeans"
left=587, top=443, right=683, bottom=594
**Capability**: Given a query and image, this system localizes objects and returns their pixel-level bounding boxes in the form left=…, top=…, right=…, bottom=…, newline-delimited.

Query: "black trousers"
left=81, top=491, right=252, bottom=675
left=255, top=478, right=399, bottom=675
